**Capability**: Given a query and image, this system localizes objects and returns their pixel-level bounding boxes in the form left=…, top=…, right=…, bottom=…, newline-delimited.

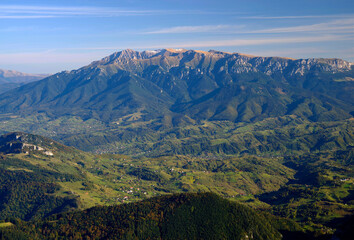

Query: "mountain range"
left=0, top=69, right=48, bottom=94
left=0, top=49, right=352, bottom=124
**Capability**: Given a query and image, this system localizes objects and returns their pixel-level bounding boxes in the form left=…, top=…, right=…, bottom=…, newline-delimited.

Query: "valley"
left=0, top=131, right=352, bottom=239
left=0, top=49, right=352, bottom=239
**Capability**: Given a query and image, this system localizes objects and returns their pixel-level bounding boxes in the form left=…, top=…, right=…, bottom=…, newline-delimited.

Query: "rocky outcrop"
left=0, top=132, right=54, bottom=155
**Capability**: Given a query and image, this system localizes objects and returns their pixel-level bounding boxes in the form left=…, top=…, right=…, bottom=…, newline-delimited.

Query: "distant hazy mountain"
left=0, top=69, right=48, bottom=93
left=0, top=49, right=352, bottom=123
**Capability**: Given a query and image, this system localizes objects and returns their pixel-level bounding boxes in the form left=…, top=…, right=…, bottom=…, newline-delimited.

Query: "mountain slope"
left=0, top=132, right=296, bottom=215
left=0, top=132, right=91, bottom=220
left=0, top=134, right=352, bottom=239
left=0, top=49, right=352, bottom=123
left=0, top=193, right=282, bottom=240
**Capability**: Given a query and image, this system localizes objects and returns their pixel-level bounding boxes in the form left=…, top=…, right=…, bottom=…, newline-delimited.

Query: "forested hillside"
left=0, top=193, right=283, bottom=240
left=0, top=132, right=352, bottom=239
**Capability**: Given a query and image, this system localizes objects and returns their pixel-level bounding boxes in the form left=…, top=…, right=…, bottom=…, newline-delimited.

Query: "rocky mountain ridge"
left=90, top=49, right=352, bottom=75
left=0, top=49, right=352, bottom=123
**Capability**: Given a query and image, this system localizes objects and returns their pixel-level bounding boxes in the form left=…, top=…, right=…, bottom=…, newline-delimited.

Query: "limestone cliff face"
left=89, top=49, right=352, bottom=76
left=0, top=132, right=53, bottom=155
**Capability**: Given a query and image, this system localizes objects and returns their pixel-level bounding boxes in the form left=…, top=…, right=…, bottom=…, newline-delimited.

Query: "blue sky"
left=0, top=0, right=353, bottom=73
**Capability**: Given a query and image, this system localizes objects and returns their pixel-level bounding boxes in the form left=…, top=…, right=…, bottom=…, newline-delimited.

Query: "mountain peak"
left=119, top=48, right=138, bottom=57
left=164, top=48, right=187, bottom=53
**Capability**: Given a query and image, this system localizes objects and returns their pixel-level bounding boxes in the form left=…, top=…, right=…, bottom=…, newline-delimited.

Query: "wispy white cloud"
left=251, top=18, right=354, bottom=33
left=0, top=15, right=56, bottom=19
left=164, top=35, right=351, bottom=48
left=0, top=35, right=351, bottom=73
left=144, top=25, right=240, bottom=34
left=54, top=35, right=351, bottom=50
left=145, top=18, right=354, bottom=35
left=0, top=5, right=158, bottom=16
left=245, top=48, right=354, bottom=62
left=0, top=26, right=34, bottom=32
left=0, top=50, right=106, bottom=65
left=247, top=48, right=327, bottom=58
left=1, top=35, right=347, bottom=55
left=240, top=14, right=354, bottom=19
left=0, top=5, right=212, bottom=19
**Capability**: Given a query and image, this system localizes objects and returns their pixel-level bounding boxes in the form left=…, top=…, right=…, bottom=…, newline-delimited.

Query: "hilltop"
left=0, top=132, right=75, bottom=155
left=0, top=193, right=283, bottom=240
